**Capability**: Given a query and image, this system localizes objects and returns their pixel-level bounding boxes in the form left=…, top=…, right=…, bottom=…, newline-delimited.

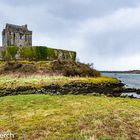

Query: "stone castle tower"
left=2, top=23, right=32, bottom=46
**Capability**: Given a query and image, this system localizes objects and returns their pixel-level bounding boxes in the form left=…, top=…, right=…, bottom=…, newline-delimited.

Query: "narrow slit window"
left=20, top=33, right=23, bottom=39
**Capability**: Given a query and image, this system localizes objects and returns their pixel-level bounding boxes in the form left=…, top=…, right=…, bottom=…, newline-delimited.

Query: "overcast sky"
left=0, top=0, right=140, bottom=70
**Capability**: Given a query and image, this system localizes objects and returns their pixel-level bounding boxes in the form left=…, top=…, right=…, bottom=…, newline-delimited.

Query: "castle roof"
left=4, top=23, right=31, bottom=33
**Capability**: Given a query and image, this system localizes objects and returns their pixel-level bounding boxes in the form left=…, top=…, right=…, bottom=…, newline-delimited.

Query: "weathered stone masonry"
left=2, top=23, right=32, bottom=46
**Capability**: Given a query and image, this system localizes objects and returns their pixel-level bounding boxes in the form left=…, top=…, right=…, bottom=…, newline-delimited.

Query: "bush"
left=3, top=62, right=22, bottom=71
left=0, top=60, right=100, bottom=77
left=18, top=64, right=37, bottom=73
left=52, top=60, right=101, bottom=77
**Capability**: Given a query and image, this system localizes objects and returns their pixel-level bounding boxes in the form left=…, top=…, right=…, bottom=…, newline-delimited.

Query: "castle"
left=0, top=24, right=76, bottom=61
left=2, top=24, right=32, bottom=46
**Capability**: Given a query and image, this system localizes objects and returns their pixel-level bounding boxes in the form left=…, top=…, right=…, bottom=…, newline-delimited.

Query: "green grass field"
left=0, top=94, right=140, bottom=140
left=0, top=75, right=119, bottom=90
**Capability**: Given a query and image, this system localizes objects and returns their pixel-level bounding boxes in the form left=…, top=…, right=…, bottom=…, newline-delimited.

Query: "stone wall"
left=0, top=46, right=76, bottom=61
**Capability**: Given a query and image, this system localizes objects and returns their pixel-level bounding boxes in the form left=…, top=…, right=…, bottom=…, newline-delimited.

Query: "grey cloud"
left=1, top=0, right=140, bottom=19
left=85, top=28, right=140, bottom=57
left=0, top=0, right=140, bottom=70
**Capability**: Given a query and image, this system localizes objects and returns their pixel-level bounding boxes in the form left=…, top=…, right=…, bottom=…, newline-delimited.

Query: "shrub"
left=3, top=62, right=22, bottom=71
left=52, top=60, right=101, bottom=77
left=0, top=60, right=100, bottom=77
left=1, top=62, right=37, bottom=73
left=18, top=64, right=37, bottom=73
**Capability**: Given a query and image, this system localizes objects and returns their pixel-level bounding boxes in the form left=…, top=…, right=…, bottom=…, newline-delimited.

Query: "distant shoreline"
left=101, top=70, right=140, bottom=74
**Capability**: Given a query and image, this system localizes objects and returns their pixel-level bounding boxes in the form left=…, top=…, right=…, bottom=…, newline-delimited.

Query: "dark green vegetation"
left=0, top=46, right=76, bottom=61
left=0, top=94, right=140, bottom=140
left=0, top=60, right=100, bottom=77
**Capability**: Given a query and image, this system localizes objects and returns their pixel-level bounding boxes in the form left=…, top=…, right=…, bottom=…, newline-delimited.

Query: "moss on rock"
left=0, top=46, right=76, bottom=61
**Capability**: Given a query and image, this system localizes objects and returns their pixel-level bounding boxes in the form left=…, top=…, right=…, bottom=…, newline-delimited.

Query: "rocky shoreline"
left=0, top=79, right=139, bottom=98
left=0, top=81, right=126, bottom=97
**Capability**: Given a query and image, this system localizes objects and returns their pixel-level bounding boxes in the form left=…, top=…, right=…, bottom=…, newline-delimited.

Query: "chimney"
left=23, top=24, right=27, bottom=29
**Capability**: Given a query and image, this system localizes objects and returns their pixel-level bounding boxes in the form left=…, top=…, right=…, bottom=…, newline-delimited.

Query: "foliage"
left=52, top=60, right=101, bottom=77
left=0, top=60, right=100, bottom=77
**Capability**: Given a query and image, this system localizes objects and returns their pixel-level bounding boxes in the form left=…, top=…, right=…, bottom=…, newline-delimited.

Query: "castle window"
left=20, top=33, right=23, bottom=39
left=13, top=33, right=15, bottom=44
left=13, top=33, right=15, bottom=40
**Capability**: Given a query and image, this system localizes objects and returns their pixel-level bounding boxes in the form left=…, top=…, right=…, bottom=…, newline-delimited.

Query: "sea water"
left=102, top=73, right=140, bottom=98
